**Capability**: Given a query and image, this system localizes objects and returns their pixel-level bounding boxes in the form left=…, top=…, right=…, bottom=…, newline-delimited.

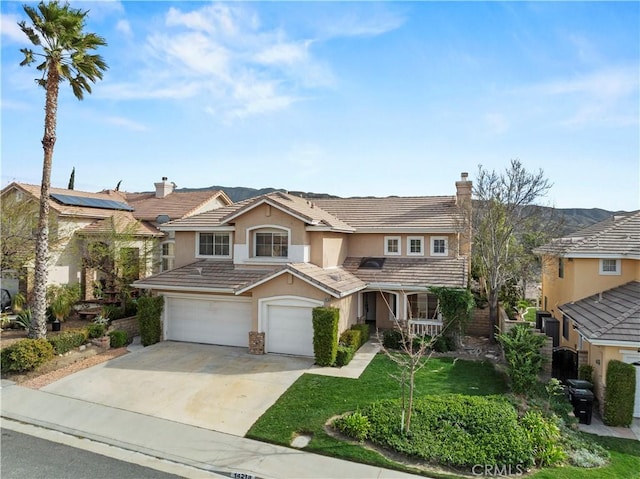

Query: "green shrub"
left=13, top=309, right=33, bottom=330
left=86, top=323, right=106, bottom=339
left=362, top=394, right=533, bottom=470
left=382, top=329, right=402, bottom=349
left=335, top=345, right=356, bottom=367
left=351, top=323, right=370, bottom=345
left=578, top=364, right=594, bottom=383
left=604, top=360, right=636, bottom=427
left=1, top=338, right=54, bottom=372
left=109, top=330, right=129, bottom=348
left=340, top=330, right=361, bottom=349
left=48, top=329, right=88, bottom=354
left=333, top=411, right=371, bottom=442
left=124, top=299, right=137, bottom=317
left=497, top=324, right=546, bottom=394
left=312, top=307, right=339, bottom=367
left=520, top=410, right=566, bottom=466
left=103, top=305, right=125, bottom=320
left=433, top=335, right=455, bottom=353
left=137, top=295, right=164, bottom=346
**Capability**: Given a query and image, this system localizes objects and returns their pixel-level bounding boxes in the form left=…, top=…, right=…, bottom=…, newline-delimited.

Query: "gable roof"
left=534, top=210, right=640, bottom=258
left=161, top=192, right=464, bottom=232
left=559, top=281, right=640, bottom=345
left=125, top=189, right=231, bottom=222
left=78, top=212, right=163, bottom=237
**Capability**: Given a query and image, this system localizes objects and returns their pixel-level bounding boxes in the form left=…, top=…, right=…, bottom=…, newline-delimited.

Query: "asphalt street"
left=1, top=428, right=183, bottom=479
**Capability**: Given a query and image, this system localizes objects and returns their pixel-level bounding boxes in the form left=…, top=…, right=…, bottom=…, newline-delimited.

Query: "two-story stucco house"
left=535, top=211, right=640, bottom=417
left=134, top=174, right=472, bottom=358
left=0, top=179, right=231, bottom=298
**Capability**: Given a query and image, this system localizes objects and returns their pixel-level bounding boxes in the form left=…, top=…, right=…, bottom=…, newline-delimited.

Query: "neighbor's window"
left=558, top=258, right=564, bottom=278
left=255, top=231, right=288, bottom=258
left=430, top=236, right=448, bottom=256
left=599, top=259, right=620, bottom=275
left=161, top=241, right=175, bottom=271
left=384, top=236, right=401, bottom=255
left=562, top=314, right=569, bottom=340
left=407, top=236, right=424, bottom=256
left=198, top=233, right=230, bottom=257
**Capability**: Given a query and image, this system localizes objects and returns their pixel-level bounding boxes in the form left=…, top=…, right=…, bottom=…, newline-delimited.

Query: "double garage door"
left=164, top=295, right=316, bottom=357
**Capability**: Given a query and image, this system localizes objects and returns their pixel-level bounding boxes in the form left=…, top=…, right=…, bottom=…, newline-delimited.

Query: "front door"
left=363, top=292, right=377, bottom=325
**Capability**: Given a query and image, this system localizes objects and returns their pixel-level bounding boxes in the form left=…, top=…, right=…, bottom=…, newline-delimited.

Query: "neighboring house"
left=134, top=173, right=472, bottom=357
left=534, top=211, right=640, bottom=417
left=0, top=178, right=230, bottom=298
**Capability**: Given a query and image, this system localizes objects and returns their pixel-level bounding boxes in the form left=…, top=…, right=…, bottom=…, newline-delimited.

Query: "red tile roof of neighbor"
left=78, top=212, right=163, bottom=237
left=125, top=190, right=231, bottom=222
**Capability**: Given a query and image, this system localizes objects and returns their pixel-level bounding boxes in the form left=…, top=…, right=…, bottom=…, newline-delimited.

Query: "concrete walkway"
left=308, top=340, right=380, bottom=379
left=578, top=412, right=640, bottom=441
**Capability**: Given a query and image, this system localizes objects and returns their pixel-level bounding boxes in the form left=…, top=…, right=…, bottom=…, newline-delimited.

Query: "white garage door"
left=266, top=304, right=315, bottom=357
left=165, top=296, right=251, bottom=347
left=633, top=362, right=640, bottom=418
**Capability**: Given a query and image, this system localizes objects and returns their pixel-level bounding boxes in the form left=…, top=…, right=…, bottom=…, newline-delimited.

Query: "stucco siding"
left=347, top=233, right=455, bottom=258
left=174, top=231, right=197, bottom=268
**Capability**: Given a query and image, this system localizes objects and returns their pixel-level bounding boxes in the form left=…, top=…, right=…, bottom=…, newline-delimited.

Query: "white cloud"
left=115, top=19, right=132, bottom=36
left=1, top=14, right=25, bottom=42
left=104, top=116, right=149, bottom=132
left=317, top=8, right=405, bottom=38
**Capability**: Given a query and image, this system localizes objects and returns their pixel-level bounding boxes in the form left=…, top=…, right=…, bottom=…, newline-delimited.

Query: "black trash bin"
left=572, top=388, right=594, bottom=425
left=566, top=378, right=593, bottom=402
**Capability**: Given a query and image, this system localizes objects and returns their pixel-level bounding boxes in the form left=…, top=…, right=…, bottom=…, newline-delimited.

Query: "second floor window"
left=385, top=236, right=401, bottom=255
left=256, top=231, right=288, bottom=258
left=600, top=258, right=620, bottom=275
left=161, top=241, right=175, bottom=271
left=431, top=236, right=448, bottom=256
left=199, top=233, right=230, bottom=257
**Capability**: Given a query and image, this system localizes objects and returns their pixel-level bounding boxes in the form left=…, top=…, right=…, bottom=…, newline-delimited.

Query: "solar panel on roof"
left=50, top=193, right=134, bottom=211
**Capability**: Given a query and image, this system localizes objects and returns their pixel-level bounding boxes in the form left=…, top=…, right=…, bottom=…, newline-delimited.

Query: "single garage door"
left=266, top=304, right=314, bottom=357
left=165, top=296, right=251, bottom=347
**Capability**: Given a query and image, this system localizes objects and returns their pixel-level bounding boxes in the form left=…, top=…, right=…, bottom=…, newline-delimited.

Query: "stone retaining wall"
left=108, top=316, right=139, bottom=341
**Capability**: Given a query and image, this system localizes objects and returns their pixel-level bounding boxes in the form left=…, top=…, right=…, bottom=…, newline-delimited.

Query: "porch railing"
left=409, top=319, right=443, bottom=337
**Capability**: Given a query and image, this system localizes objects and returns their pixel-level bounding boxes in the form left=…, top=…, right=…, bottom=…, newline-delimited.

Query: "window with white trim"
left=430, top=236, right=448, bottom=256
left=255, top=230, right=288, bottom=258
left=160, top=241, right=175, bottom=271
left=198, top=232, right=230, bottom=257
left=407, top=236, right=424, bottom=256
left=384, top=236, right=401, bottom=255
left=599, top=259, right=620, bottom=275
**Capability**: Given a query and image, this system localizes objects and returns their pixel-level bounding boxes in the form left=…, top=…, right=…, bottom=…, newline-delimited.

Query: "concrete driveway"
left=42, top=342, right=314, bottom=436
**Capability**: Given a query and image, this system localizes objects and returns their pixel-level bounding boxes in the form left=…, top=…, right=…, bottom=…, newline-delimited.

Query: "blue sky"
left=1, top=1, right=638, bottom=211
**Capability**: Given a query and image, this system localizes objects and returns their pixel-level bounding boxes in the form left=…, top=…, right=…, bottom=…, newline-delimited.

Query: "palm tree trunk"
left=29, top=62, right=59, bottom=339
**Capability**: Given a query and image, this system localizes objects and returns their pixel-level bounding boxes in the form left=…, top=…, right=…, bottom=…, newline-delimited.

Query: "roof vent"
left=359, top=257, right=386, bottom=269
left=156, top=215, right=170, bottom=224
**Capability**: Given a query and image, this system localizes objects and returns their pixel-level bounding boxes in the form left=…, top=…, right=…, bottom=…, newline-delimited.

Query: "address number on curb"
left=231, top=473, right=255, bottom=479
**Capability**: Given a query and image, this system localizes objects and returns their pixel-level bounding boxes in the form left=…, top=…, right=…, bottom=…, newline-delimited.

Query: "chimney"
left=154, top=177, right=174, bottom=198
left=455, top=172, right=472, bottom=206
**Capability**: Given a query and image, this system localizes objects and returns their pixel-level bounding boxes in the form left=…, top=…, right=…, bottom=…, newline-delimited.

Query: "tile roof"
left=125, top=190, right=229, bottom=222
left=11, top=183, right=130, bottom=219
left=559, top=281, right=640, bottom=344
left=78, top=212, right=162, bottom=237
left=534, top=210, right=640, bottom=257
left=134, top=260, right=274, bottom=292
left=342, top=257, right=469, bottom=289
left=236, top=263, right=366, bottom=297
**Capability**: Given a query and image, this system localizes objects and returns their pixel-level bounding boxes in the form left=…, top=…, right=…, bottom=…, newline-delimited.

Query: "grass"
left=524, top=307, right=538, bottom=322
left=248, top=355, right=507, bottom=477
left=530, top=434, right=640, bottom=479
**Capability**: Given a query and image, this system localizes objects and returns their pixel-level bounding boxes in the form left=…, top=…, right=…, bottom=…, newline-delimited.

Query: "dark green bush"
left=1, top=338, right=54, bottom=372
left=497, top=324, right=546, bottom=394
left=433, top=335, right=455, bottom=352
left=86, top=323, right=106, bottom=339
left=48, top=329, right=88, bottom=354
left=124, top=299, right=137, bottom=317
left=578, top=364, right=594, bottom=383
left=382, top=329, right=402, bottom=349
left=109, top=330, right=129, bottom=348
left=103, top=305, right=125, bottom=320
left=340, top=330, right=361, bottom=349
left=335, top=345, right=356, bottom=367
left=362, top=394, right=533, bottom=470
left=333, top=411, right=371, bottom=442
left=604, top=360, right=636, bottom=427
left=312, top=307, right=339, bottom=366
left=351, top=323, right=370, bottom=345
left=137, top=295, right=164, bottom=346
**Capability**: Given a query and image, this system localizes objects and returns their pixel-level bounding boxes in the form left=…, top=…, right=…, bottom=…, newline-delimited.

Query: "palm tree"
left=19, top=1, right=107, bottom=338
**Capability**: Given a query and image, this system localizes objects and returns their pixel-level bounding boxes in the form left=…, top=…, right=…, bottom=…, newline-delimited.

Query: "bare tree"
left=473, top=159, right=552, bottom=342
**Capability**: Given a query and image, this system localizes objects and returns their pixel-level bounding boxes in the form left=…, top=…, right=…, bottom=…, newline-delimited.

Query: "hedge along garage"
left=260, top=297, right=323, bottom=357
left=164, top=294, right=252, bottom=347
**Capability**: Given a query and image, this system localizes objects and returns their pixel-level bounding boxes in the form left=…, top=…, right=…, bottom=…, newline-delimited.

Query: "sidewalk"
left=578, top=412, right=640, bottom=441
left=0, top=380, right=422, bottom=479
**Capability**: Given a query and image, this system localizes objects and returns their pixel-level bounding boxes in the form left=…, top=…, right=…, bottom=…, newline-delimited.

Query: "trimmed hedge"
left=1, top=338, right=54, bottom=372
left=48, top=329, right=88, bottom=355
left=351, top=323, right=370, bottom=344
left=578, top=364, right=594, bottom=383
left=340, top=330, right=361, bottom=349
left=604, top=360, right=636, bottom=427
left=312, top=307, right=339, bottom=366
left=137, top=295, right=164, bottom=346
left=335, top=345, right=356, bottom=367
left=109, top=330, right=129, bottom=348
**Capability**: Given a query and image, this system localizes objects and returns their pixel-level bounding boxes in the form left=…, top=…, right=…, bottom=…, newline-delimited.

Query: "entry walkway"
left=578, top=412, right=640, bottom=441
left=307, top=340, right=381, bottom=379
left=1, top=380, right=421, bottom=479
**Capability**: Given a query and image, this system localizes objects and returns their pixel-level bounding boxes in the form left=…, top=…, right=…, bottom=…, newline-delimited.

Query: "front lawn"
left=247, top=354, right=506, bottom=475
